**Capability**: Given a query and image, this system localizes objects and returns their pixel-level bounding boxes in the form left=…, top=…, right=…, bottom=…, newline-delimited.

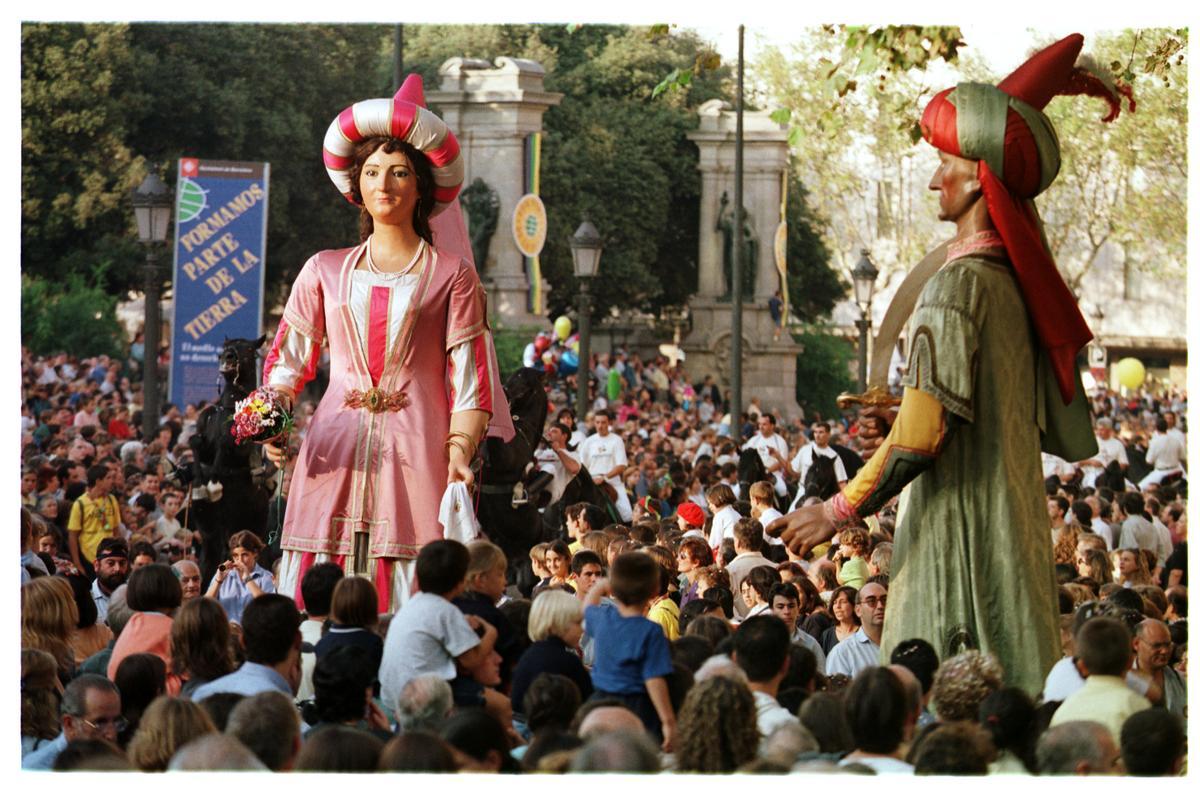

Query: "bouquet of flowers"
left=230, top=386, right=293, bottom=445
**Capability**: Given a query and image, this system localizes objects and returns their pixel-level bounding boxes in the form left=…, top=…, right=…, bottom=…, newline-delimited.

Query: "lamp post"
left=131, top=171, right=173, bottom=443
left=570, top=221, right=603, bottom=424
left=851, top=248, right=879, bottom=393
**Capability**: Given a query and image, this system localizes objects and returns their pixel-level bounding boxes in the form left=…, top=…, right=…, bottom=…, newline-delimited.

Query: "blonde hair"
left=21, top=576, right=78, bottom=675
left=126, top=696, right=217, bottom=771
left=705, top=484, right=736, bottom=509
left=529, top=542, right=550, bottom=570
left=527, top=589, right=583, bottom=642
left=748, top=481, right=774, bottom=504
left=1054, top=522, right=1082, bottom=565
left=466, top=540, right=506, bottom=580
left=579, top=531, right=611, bottom=564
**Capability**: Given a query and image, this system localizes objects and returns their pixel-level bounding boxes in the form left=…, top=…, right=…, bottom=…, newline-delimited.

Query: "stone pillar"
left=684, top=100, right=803, bottom=419
left=428, top=57, right=563, bottom=328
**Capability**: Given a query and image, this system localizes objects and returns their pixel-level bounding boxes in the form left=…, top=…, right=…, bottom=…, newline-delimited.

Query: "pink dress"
left=263, top=239, right=512, bottom=612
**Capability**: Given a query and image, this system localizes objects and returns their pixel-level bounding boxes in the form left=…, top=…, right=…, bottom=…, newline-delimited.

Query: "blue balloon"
left=559, top=348, right=579, bottom=375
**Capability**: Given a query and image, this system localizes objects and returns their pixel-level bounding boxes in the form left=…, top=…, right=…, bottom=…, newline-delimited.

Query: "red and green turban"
left=920, top=33, right=1134, bottom=404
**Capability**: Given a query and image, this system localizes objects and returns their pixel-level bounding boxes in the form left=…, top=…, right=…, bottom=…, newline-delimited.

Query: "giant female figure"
left=263, top=76, right=513, bottom=613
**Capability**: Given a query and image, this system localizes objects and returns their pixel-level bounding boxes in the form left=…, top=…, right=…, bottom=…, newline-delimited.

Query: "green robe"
left=880, top=253, right=1094, bottom=697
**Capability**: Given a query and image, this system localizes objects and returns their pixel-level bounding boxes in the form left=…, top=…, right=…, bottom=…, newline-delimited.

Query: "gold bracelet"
left=446, top=440, right=473, bottom=461
left=445, top=431, right=477, bottom=460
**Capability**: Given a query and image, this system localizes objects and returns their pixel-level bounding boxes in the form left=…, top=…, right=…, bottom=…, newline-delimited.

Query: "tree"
left=783, top=172, right=844, bottom=321
left=793, top=329, right=855, bottom=419
left=22, top=272, right=127, bottom=358
left=22, top=23, right=394, bottom=303
left=755, top=26, right=1184, bottom=309
left=1037, top=29, right=1187, bottom=291
left=755, top=28, right=964, bottom=290
left=21, top=23, right=147, bottom=293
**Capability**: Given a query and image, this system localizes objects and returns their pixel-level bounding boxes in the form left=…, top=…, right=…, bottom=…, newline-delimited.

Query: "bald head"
left=577, top=706, right=645, bottom=740
left=168, top=733, right=267, bottom=771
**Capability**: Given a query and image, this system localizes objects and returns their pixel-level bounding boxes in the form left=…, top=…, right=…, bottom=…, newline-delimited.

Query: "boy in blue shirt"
left=582, top=551, right=676, bottom=751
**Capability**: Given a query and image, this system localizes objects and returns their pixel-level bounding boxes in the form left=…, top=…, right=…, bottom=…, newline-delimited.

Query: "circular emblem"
left=774, top=221, right=787, bottom=272
left=512, top=194, right=547, bottom=258
left=176, top=177, right=209, bottom=224
left=363, top=387, right=383, bottom=413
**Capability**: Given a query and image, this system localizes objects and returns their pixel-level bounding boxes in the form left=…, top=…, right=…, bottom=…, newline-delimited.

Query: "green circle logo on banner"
left=512, top=194, right=547, bottom=257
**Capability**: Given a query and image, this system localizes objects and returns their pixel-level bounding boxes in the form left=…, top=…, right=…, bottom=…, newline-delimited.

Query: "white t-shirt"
left=708, top=505, right=743, bottom=549
left=743, top=432, right=789, bottom=473
left=1096, top=436, right=1129, bottom=467
left=758, top=507, right=783, bottom=545
left=578, top=432, right=628, bottom=487
left=535, top=446, right=573, bottom=505
left=790, top=443, right=847, bottom=488
left=379, top=592, right=480, bottom=714
left=1146, top=432, right=1186, bottom=470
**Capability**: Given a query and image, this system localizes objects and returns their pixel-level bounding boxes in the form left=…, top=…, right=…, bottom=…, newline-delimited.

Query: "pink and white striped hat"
left=321, top=74, right=463, bottom=215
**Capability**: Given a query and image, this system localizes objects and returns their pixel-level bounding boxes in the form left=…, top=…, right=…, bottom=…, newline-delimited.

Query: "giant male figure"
left=771, top=34, right=1131, bottom=694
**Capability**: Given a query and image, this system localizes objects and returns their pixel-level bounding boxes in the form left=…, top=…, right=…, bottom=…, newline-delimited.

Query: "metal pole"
left=857, top=315, right=869, bottom=393
left=143, top=252, right=160, bottom=443
left=576, top=279, right=592, bottom=423
left=731, top=23, right=745, bottom=442
left=393, top=24, right=404, bottom=91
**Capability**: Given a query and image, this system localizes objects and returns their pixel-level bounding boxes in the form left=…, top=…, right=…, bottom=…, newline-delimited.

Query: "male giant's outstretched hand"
left=766, top=502, right=835, bottom=561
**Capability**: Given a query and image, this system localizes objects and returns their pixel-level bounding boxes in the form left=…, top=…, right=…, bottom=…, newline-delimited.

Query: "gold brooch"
left=345, top=387, right=410, bottom=413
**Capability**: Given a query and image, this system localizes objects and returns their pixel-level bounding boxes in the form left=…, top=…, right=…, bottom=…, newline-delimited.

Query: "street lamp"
left=851, top=248, right=879, bottom=392
left=570, top=221, right=603, bottom=423
left=131, top=171, right=173, bottom=442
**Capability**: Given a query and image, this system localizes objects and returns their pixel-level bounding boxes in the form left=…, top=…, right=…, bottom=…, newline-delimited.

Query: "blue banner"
left=168, top=158, right=270, bottom=409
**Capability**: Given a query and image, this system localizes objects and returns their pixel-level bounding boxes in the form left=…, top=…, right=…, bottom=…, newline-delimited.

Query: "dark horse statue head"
left=218, top=335, right=266, bottom=401
left=481, top=367, right=548, bottom=482
left=737, top=447, right=768, bottom=503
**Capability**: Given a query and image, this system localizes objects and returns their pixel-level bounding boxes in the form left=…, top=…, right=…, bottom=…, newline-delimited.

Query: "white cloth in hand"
left=438, top=481, right=480, bottom=544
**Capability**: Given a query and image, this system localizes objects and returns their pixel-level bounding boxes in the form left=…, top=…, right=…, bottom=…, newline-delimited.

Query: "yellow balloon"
left=1115, top=357, right=1145, bottom=390
left=553, top=315, right=572, bottom=342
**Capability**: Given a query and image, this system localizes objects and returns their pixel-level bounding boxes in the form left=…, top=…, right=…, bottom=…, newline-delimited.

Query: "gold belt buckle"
left=345, top=387, right=409, bottom=413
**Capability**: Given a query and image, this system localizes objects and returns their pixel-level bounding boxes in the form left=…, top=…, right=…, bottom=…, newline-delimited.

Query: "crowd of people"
left=19, top=343, right=1188, bottom=774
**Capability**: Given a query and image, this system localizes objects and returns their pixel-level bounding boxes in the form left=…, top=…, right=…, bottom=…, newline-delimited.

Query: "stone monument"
left=429, top=57, right=563, bottom=328
left=685, top=99, right=803, bottom=418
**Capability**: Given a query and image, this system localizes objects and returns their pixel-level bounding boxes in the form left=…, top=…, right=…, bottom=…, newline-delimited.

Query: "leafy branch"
left=648, top=23, right=723, bottom=99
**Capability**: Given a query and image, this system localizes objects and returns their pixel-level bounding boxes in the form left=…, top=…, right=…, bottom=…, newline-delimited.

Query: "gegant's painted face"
left=359, top=146, right=419, bottom=227
left=929, top=150, right=982, bottom=223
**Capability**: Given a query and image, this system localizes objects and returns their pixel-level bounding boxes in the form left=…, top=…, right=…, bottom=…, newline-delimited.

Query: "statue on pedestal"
left=717, top=191, right=757, bottom=301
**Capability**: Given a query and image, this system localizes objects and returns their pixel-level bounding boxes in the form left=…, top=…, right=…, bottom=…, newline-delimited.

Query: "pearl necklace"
left=366, top=236, right=424, bottom=279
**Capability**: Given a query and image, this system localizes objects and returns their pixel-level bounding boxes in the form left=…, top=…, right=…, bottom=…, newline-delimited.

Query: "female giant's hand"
left=262, top=386, right=295, bottom=468
left=263, top=441, right=288, bottom=469
left=447, top=449, right=475, bottom=489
